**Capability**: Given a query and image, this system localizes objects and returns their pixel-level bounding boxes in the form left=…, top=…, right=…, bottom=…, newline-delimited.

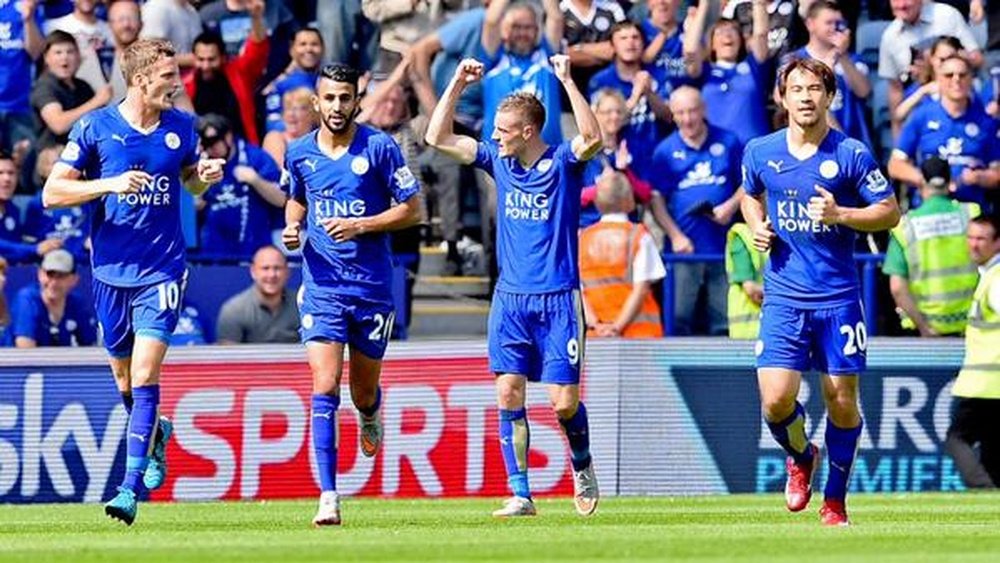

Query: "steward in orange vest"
left=579, top=171, right=665, bottom=338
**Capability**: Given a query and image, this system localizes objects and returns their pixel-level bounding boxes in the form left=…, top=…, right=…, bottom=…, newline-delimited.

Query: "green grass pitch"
left=2, top=494, right=999, bottom=562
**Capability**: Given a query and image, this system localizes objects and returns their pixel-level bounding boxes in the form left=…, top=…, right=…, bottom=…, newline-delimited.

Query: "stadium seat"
left=856, top=20, right=891, bottom=69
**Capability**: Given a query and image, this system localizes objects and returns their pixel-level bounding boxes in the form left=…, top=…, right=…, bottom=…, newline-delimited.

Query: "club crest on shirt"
left=351, top=156, right=370, bottom=175
left=965, top=123, right=980, bottom=138
left=537, top=158, right=553, bottom=173
left=301, top=313, right=314, bottom=330
left=710, top=143, right=725, bottom=157
left=4, top=216, right=15, bottom=231
left=164, top=132, right=181, bottom=150
left=819, top=159, right=839, bottom=179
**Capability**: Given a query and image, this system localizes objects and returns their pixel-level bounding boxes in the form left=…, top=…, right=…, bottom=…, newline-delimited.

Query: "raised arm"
left=748, top=0, right=769, bottom=63
left=552, top=55, right=601, bottom=160
left=410, top=32, right=444, bottom=117
left=358, top=53, right=414, bottom=122
left=681, top=1, right=709, bottom=78
left=424, top=59, right=484, bottom=164
left=20, top=0, right=44, bottom=60
left=542, top=0, right=564, bottom=54
left=481, top=0, right=509, bottom=58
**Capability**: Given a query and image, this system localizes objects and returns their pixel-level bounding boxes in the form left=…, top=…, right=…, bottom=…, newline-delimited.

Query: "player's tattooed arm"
left=425, top=59, right=483, bottom=164
left=552, top=55, right=602, bottom=161
left=43, top=163, right=148, bottom=209
left=181, top=158, right=226, bottom=196
left=320, top=194, right=423, bottom=243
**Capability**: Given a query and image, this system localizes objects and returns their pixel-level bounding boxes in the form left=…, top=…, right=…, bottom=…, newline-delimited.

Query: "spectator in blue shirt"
left=780, top=1, right=872, bottom=148
left=172, top=302, right=208, bottom=346
left=0, top=0, right=44, bottom=157
left=650, top=86, right=743, bottom=336
left=12, top=248, right=96, bottom=348
left=685, top=0, right=773, bottom=145
left=889, top=54, right=1000, bottom=210
left=196, top=114, right=286, bottom=261
left=263, top=27, right=324, bottom=135
left=1, top=151, right=63, bottom=264
left=481, top=0, right=564, bottom=147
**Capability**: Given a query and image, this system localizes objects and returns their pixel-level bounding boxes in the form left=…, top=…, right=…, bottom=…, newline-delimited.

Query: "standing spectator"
left=721, top=0, right=808, bottom=61
left=883, top=156, right=979, bottom=336
left=23, top=146, right=91, bottom=262
left=185, top=25, right=268, bottom=145
left=106, top=0, right=142, bottom=103
left=263, top=27, right=324, bottom=135
left=579, top=88, right=653, bottom=227
left=481, top=0, right=564, bottom=147
left=0, top=256, right=10, bottom=346
left=196, top=114, right=285, bottom=260
left=563, top=0, right=626, bottom=119
left=140, top=0, right=203, bottom=70
left=879, top=0, right=983, bottom=131
left=589, top=21, right=675, bottom=182
left=44, top=0, right=115, bottom=92
left=12, top=248, right=97, bottom=348
left=1, top=152, right=62, bottom=263
left=316, top=0, right=378, bottom=71
left=579, top=170, right=665, bottom=338
left=946, top=213, right=1000, bottom=489
left=725, top=221, right=765, bottom=339
left=888, top=55, right=1000, bottom=210
left=262, top=87, right=320, bottom=169
left=641, top=0, right=692, bottom=86
left=650, top=86, right=743, bottom=336
left=689, top=0, right=773, bottom=145
left=892, top=35, right=965, bottom=124
left=362, top=0, right=445, bottom=74
left=0, top=0, right=44, bottom=156
left=31, top=31, right=111, bottom=149
left=216, top=245, right=300, bottom=344
left=783, top=1, right=872, bottom=148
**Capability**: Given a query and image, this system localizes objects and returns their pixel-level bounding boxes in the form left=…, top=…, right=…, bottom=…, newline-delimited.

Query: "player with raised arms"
left=741, top=57, right=901, bottom=526
left=425, top=54, right=603, bottom=517
left=43, top=38, right=225, bottom=525
left=281, top=63, right=422, bottom=527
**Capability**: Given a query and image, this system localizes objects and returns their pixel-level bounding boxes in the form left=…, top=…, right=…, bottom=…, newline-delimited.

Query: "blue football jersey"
left=895, top=99, right=1000, bottom=207
left=59, top=106, right=199, bottom=286
left=640, top=18, right=690, bottom=89
left=283, top=126, right=419, bottom=301
left=742, top=129, right=893, bottom=308
left=474, top=140, right=586, bottom=293
left=22, top=194, right=90, bottom=261
left=652, top=125, right=743, bottom=254
left=701, top=57, right=772, bottom=146
left=12, top=285, right=97, bottom=347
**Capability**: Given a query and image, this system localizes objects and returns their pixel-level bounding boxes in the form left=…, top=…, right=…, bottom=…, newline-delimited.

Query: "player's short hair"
left=777, top=57, right=837, bottom=97
left=971, top=214, right=1000, bottom=239
left=293, top=26, right=325, bottom=47
left=192, top=31, right=226, bottom=54
left=497, top=91, right=546, bottom=129
left=595, top=171, right=632, bottom=214
left=806, top=0, right=841, bottom=20
left=609, top=20, right=643, bottom=43
left=122, top=38, right=176, bottom=86
left=318, top=63, right=360, bottom=93
left=43, top=30, right=77, bottom=55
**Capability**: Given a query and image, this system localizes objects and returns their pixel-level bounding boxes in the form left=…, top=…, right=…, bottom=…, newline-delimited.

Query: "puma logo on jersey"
left=766, top=160, right=783, bottom=173
left=111, top=134, right=128, bottom=146
left=303, top=159, right=318, bottom=173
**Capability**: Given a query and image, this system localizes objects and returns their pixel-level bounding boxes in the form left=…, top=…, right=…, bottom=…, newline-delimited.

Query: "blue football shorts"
left=488, top=289, right=585, bottom=384
left=93, top=272, right=188, bottom=358
left=755, top=300, right=867, bottom=375
left=298, top=284, right=396, bottom=360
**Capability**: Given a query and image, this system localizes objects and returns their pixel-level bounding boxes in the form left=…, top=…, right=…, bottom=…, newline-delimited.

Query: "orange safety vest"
left=579, top=221, right=663, bottom=338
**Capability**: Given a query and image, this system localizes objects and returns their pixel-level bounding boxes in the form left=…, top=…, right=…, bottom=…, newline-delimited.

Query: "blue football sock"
left=122, top=385, right=159, bottom=492
left=312, top=394, right=340, bottom=493
left=558, top=402, right=592, bottom=472
left=824, top=418, right=863, bottom=501
left=357, top=386, right=381, bottom=418
left=499, top=408, right=531, bottom=499
left=766, top=401, right=814, bottom=465
left=121, top=391, right=133, bottom=415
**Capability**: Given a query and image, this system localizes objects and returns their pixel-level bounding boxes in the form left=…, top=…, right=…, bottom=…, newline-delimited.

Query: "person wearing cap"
left=196, top=113, right=285, bottom=261
left=11, top=248, right=96, bottom=347
left=946, top=212, right=1000, bottom=489
left=883, top=156, right=980, bottom=336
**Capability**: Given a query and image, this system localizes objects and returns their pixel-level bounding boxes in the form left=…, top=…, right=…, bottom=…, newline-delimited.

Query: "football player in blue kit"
left=281, top=63, right=422, bottom=527
left=741, top=58, right=900, bottom=526
left=43, top=39, right=226, bottom=525
left=425, top=55, right=603, bottom=518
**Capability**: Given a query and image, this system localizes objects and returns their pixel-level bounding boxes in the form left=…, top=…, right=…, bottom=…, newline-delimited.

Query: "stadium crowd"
left=0, top=0, right=997, bottom=346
